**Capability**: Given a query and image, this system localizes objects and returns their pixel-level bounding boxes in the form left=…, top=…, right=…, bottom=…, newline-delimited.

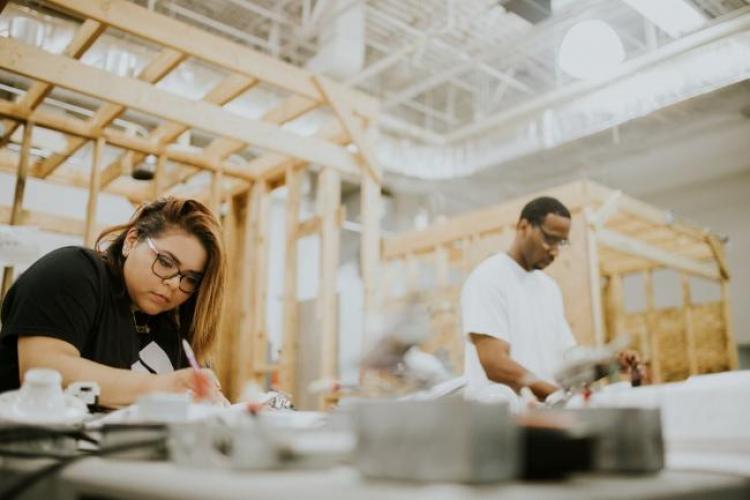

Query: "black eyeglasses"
left=536, top=225, right=569, bottom=249
left=146, top=238, right=203, bottom=294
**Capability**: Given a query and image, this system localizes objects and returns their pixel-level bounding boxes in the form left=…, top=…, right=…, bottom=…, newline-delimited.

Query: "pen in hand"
left=181, top=339, right=210, bottom=400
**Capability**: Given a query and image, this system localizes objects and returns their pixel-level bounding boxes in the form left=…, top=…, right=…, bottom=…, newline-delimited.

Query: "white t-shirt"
left=461, top=252, right=576, bottom=402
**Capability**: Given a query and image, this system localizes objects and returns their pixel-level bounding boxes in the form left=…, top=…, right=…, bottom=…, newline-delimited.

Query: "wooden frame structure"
left=380, top=180, right=737, bottom=384
left=0, top=0, right=383, bottom=403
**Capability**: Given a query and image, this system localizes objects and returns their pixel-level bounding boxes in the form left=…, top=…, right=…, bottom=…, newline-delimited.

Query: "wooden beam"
left=0, top=19, right=105, bottom=146
left=597, top=228, right=720, bottom=281
left=586, top=180, right=712, bottom=242
left=44, top=0, right=378, bottom=118
left=0, top=206, right=105, bottom=236
left=32, top=48, right=186, bottom=179
left=159, top=90, right=319, bottom=197
left=83, top=137, right=104, bottom=247
left=681, top=274, right=698, bottom=375
left=0, top=146, right=145, bottom=201
left=0, top=100, right=249, bottom=179
left=0, top=38, right=361, bottom=177
left=705, top=234, right=730, bottom=280
left=297, top=215, right=322, bottom=238
left=100, top=72, right=256, bottom=189
left=280, top=166, right=301, bottom=399
left=382, top=181, right=589, bottom=259
left=2, top=122, right=33, bottom=296
left=313, top=75, right=381, bottom=184
left=297, top=208, right=346, bottom=238
left=317, top=167, right=341, bottom=407
left=589, top=190, right=622, bottom=229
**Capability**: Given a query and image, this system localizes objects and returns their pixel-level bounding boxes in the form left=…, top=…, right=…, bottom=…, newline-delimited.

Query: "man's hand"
left=616, top=350, right=641, bottom=372
left=470, top=333, right=560, bottom=401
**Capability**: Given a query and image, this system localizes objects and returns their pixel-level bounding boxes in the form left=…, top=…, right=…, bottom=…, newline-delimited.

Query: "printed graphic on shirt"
left=130, top=341, right=175, bottom=374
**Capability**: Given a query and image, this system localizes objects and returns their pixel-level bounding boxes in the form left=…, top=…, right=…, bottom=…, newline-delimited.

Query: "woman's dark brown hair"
left=95, top=197, right=225, bottom=362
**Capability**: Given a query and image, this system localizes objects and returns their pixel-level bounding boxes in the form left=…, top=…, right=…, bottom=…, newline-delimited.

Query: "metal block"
left=563, top=408, right=664, bottom=473
left=353, top=399, right=518, bottom=483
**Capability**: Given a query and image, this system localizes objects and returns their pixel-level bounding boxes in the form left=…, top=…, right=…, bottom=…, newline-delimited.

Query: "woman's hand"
left=153, top=368, right=229, bottom=405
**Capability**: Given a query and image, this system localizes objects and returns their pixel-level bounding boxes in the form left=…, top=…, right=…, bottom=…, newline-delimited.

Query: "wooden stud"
left=435, top=245, right=449, bottom=287
left=317, top=167, right=341, bottom=406
left=234, top=188, right=257, bottom=399
left=585, top=210, right=605, bottom=346
left=644, top=270, right=662, bottom=384
left=360, top=151, right=382, bottom=357
left=209, top=163, right=225, bottom=216
left=250, top=181, right=271, bottom=384
left=1, top=121, right=33, bottom=297
left=681, top=274, right=698, bottom=375
left=720, top=279, right=739, bottom=370
left=83, top=136, right=104, bottom=247
left=604, top=274, right=625, bottom=344
left=151, top=154, right=167, bottom=201
left=280, top=166, right=301, bottom=399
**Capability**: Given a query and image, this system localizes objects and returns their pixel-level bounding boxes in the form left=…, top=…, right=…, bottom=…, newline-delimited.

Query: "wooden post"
left=361, top=160, right=381, bottom=355
left=720, top=279, right=739, bottom=370
left=317, top=167, right=341, bottom=406
left=151, top=153, right=167, bottom=200
left=215, top=193, right=241, bottom=397
left=681, top=274, right=698, bottom=375
left=1, top=121, right=33, bottom=297
left=209, top=162, right=225, bottom=215
left=280, top=166, right=301, bottom=398
left=250, top=180, right=270, bottom=384
left=585, top=209, right=605, bottom=346
left=235, top=185, right=257, bottom=398
left=644, top=270, right=662, bottom=384
left=604, top=274, right=625, bottom=344
left=83, top=136, right=104, bottom=247
left=435, top=245, right=449, bottom=287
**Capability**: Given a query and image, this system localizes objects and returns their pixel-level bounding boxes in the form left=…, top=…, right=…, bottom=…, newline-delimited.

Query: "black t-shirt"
left=0, top=246, right=188, bottom=392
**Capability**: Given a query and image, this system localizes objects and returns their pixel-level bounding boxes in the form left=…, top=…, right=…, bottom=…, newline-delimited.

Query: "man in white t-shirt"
left=461, top=196, right=576, bottom=404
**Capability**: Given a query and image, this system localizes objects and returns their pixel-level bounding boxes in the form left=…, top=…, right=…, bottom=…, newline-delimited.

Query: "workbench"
left=52, top=458, right=750, bottom=500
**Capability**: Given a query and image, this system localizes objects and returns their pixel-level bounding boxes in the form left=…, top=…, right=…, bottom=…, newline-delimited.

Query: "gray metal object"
left=563, top=408, right=664, bottom=473
left=353, top=399, right=519, bottom=483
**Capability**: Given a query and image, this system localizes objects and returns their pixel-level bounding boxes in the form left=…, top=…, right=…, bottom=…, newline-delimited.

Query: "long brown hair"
left=95, top=197, right=225, bottom=363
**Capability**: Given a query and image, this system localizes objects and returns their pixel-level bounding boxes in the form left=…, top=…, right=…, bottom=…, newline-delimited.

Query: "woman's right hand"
left=152, top=368, right=229, bottom=405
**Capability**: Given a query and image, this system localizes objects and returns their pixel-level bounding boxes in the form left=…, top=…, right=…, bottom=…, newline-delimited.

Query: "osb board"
left=419, top=286, right=464, bottom=375
left=652, top=308, right=690, bottom=383
left=691, top=302, right=729, bottom=374
left=545, top=212, right=597, bottom=346
left=622, top=301, right=728, bottom=383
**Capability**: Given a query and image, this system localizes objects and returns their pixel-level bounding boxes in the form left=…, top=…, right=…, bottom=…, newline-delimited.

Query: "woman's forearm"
left=18, top=337, right=156, bottom=407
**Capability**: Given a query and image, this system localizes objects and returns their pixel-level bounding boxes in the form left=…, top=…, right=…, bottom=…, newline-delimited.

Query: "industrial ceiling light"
left=557, top=20, right=625, bottom=80
left=622, top=0, right=706, bottom=39
left=132, top=154, right=156, bottom=180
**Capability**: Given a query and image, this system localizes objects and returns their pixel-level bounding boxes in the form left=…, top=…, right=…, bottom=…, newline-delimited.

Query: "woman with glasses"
left=0, top=197, right=227, bottom=407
